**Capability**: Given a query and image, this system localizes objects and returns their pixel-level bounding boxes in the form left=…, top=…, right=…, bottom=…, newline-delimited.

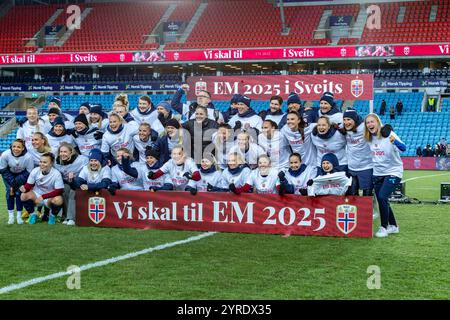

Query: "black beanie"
left=145, top=147, right=160, bottom=159
left=74, top=113, right=89, bottom=128
left=165, top=118, right=180, bottom=129
left=48, top=107, right=61, bottom=116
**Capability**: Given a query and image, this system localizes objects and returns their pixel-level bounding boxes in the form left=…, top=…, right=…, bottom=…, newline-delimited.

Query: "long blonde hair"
left=32, top=132, right=52, bottom=153
left=364, top=113, right=383, bottom=142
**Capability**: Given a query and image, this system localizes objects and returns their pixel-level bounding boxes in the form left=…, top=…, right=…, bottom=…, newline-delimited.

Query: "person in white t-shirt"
left=365, top=113, right=405, bottom=238
left=19, top=152, right=64, bottom=225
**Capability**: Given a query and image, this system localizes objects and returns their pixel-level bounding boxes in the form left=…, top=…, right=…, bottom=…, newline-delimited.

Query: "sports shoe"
left=28, top=213, right=38, bottom=225
left=16, top=214, right=24, bottom=225
left=387, top=225, right=399, bottom=234
left=8, top=215, right=14, bottom=225
left=66, top=220, right=76, bottom=226
left=62, top=220, right=68, bottom=225
left=375, top=226, right=388, bottom=238
left=48, top=214, right=56, bottom=225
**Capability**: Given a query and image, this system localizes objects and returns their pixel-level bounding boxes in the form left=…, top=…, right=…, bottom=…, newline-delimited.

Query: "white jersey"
left=28, top=148, right=50, bottom=167
left=311, top=129, right=347, bottom=167
left=307, top=171, right=351, bottom=196
left=280, top=124, right=316, bottom=166
left=130, top=109, right=165, bottom=134
left=74, top=130, right=101, bottom=157
left=211, top=133, right=235, bottom=169
left=196, top=170, right=222, bottom=192
left=16, top=120, right=46, bottom=151
left=159, top=157, right=199, bottom=191
left=132, top=135, right=159, bottom=163
left=319, top=111, right=343, bottom=128
left=228, top=114, right=263, bottom=131
left=46, top=134, right=76, bottom=156
left=101, top=124, right=138, bottom=158
left=345, top=123, right=373, bottom=172
left=54, top=155, right=89, bottom=182
left=27, top=166, right=64, bottom=198
left=264, top=113, right=285, bottom=127
left=368, top=131, right=404, bottom=178
left=111, top=163, right=142, bottom=190
left=218, top=166, right=252, bottom=189
left=78, top=165, right=111, bottom=184
left=245, top=168, right=279, bottom=194
left=136, top=163, right=172, bottom=190
left=278, top=165, right=318, bottom=194
left=229, top=143, right=266, bottom=168
left=0, top=150, right=34, bottom=174
left=258, top=131, right=290, bottom=169
left=89, top=118, right=109, bottom=132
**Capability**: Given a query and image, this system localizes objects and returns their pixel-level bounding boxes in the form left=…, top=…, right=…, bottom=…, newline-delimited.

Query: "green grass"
left=0, top=170, right=449, bottom=299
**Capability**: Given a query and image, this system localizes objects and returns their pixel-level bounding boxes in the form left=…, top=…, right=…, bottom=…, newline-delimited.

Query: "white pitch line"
left=403, top=172, right=450, bottom=183
left=0, top=231, right=216, bottom=295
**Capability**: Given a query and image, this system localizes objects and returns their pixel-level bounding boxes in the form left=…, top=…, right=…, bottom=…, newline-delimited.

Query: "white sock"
left=16, top=211, right=22, bottom=218
left=8, top=210, right=14, bottom=218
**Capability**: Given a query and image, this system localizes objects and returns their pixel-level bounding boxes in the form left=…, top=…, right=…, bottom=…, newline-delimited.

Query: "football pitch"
left=0, top=170, right=449, bottom=300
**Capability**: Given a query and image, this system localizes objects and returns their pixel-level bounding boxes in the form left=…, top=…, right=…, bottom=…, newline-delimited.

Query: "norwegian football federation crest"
left=195, top=80, right=207, bottom=96
left=351, top=79, right=364, bottom=98
left=88, top=197, right=106, bottom=224
left=336, top=204, right=357, bottom=235
left=340, top=48, right=347, bottom=57
left=403, top=46, right=410, bottom=56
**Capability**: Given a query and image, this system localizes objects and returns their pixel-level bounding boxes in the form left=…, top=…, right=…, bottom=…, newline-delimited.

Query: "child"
left=147, top=145, right=200, bottom=194
left=230, top=155, right=278, bottom=194
left=75, top=149, right=112, bottom=192
left=277, top=153, right=317, bottom=196
left=306, top=153, right=352, bottom=196
left=19, top=152, right=64, bottom=225
left=0, top=139, right=34, bottom=224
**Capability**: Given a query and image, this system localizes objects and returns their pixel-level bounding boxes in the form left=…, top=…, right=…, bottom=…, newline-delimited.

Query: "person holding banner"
left=230, top=155, right=279, bottom=195
left=306, top=153, right=352, bottom=196
left=277, top=153, right=317, bottom=196
left=19, top=152, right=64, bottom=225
left=364, top=114, right=405, bottom=238
left=75, top=149, right=112, bottom=193
left=311, top=116, right=347, bottom=171
left=342, top=108, right=373, bottom=196
left=147, top=145, right=200, bottom=195
left=0, top=139, right=34, bottom=224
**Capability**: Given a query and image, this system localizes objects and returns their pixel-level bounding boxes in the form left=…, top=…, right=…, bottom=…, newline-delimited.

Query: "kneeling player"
left=19, top=153, right=64, bottom=225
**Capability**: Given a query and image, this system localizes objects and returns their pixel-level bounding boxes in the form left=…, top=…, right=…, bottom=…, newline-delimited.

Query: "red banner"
left=186, top=74, right=373, bottom=101
left=75, top=191, right=373, bottom=238
left=0, top=43, right=449, bottom=66
left=401, top=157, right=438, bottom=170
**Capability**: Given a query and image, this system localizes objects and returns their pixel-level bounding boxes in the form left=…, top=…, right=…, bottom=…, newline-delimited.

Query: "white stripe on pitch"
left=403, top=172, right=450, bottom=182
left=0, top=231, right=216, bottom=295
